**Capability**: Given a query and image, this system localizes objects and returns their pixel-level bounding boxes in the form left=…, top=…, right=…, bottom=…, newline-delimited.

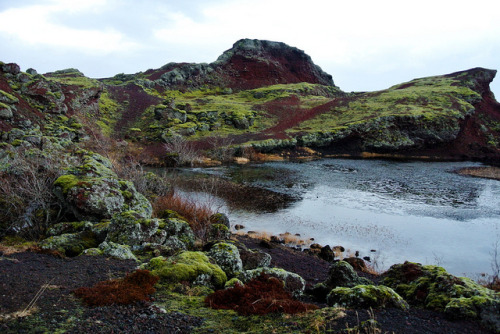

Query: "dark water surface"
left=189, top=159, right=500, bottom=277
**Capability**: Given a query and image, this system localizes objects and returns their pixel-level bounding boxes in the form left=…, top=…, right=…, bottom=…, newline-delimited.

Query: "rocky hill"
left=1, top=39, right=499, bottom=163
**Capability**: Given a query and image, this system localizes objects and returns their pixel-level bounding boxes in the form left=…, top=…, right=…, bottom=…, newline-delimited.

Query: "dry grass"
left=152, top=193, right=216, bottom=240
left=0, top=278, right=57, bottom=321
left=457, top=166, right=500, bottom=181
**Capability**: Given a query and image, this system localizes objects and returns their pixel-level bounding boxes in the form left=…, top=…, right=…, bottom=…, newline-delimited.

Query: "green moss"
left=288, top=74, right=481, bottom=140
left=97, top=91, right=121, bottom=136
left=46, top=73, right=100, bottom=88
left=0, top=89, right=19, bottom=104
left=156, top=290, right=344, bottom=333
left=146, top=252, right=227, bottom=288
left=327, top=285, right=409, bottom=310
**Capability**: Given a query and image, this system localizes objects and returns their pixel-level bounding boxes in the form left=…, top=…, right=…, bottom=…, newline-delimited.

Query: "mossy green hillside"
left=96, top=90, right=121, bottom=135
left=290, top=75, right=480, bottom=135
left=128, top=83, right=339, bottom=141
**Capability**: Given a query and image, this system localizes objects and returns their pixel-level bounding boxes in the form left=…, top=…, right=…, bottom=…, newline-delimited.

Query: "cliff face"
left=1, top=40, right=499, bottom=162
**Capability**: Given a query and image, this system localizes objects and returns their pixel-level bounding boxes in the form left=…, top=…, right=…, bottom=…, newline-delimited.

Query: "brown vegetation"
left=205, top=274, right=318, bottom=315
left=457, top=166, right=500, bottom=181
left=152, top=194, right=216, bottom=240
left=73, top=270, right=159, bottom=306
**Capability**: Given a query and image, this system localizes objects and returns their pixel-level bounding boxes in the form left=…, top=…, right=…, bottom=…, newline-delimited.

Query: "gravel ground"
left=0, top=241, right=495, bottom=333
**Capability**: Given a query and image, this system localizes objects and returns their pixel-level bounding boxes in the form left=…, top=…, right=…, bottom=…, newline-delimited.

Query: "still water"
left=191, top=159, right=500, bottom=277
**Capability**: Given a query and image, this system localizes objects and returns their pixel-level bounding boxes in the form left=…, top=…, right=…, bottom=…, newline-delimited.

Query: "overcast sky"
left=1, top=0, right=499, bottom=96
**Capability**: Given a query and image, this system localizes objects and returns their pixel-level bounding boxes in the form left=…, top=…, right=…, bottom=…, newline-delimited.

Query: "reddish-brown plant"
left=74, top=270, right=159, bottom=306
left=153, top=194, right=215, bottom=239
left=205, top=274, right=318, bottom=315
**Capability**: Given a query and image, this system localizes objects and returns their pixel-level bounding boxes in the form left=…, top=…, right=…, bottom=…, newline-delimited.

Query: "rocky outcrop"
left=152, top=39, right=336, bottom=91
left=326, top=285, right=409, bottom=310
left=239, top=267, right=306, bottom=297
left=382, top=261, right=500, bottom=331
left=212, top=39, right=335, bottom=90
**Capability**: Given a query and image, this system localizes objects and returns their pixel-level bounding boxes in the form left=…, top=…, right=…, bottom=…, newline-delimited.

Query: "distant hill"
left=1, top=39, right=499, bottom=162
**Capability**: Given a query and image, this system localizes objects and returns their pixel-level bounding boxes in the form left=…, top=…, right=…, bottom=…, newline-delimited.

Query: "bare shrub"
left=0, top=148, right=73, bottom=239
left=112, top=157, right=172, bottom=199
left=164, top=135, right=202, bottom=166
left=207, top=136, right=235, bottom=162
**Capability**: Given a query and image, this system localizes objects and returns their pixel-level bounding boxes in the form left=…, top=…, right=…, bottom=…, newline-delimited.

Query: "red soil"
left=107, top=84, right=162, bottom=137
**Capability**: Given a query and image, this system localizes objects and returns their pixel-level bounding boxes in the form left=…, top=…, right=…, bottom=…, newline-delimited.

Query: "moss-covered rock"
left=239, top=247, right=272, bottom=270
left=382, top=261, right=500, bottom=331
left=53, top=152, right=152, bottom=221
left=239, top=267, right=306, bottom=298
left=324, top=261, right=373, bottom=289
left=207, top=242, right=243, bottom=278
left=144, top=251, right=227, bottom=289
left=98, top=241, right=138, bottom=261
left=326, top=285, right=409, bottom=310
left=207, top=223, right=231, bottom=241
left=106, top=211, right=195, bottom=253
left=106, top=211, right=164, bottom=246
left=40, top=230, right=99, bottom=256
left=224, top=278, right=243, bottom=289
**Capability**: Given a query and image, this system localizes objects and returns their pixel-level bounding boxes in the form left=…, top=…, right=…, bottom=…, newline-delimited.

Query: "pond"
left=181, top=159, right=500, bottom=278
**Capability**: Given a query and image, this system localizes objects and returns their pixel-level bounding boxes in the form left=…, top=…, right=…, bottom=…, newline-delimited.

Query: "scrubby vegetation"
left=74, top=270, right=159, bottom=306
left=205, top=274, right=318, bottom=315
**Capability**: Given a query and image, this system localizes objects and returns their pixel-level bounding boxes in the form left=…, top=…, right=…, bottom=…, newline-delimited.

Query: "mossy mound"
left=382, top=261, right=500, bottom=330
left=144, top=251, right=227, bottom=289
left=327, top=284, right=409, bottom=310
left=106, top=211, right=195, bottom=252
left=40, top=230, right=99, bottom=257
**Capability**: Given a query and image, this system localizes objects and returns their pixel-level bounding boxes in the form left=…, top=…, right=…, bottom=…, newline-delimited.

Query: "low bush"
left=73, top=270, right=159, bottom=306
left=204, top=274, right=318, bottom=315
left=153, top=194, right=215, bottom=240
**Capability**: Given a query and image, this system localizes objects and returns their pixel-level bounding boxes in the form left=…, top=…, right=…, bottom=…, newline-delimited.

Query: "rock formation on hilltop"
left=150, top=38, right=336, bottom=91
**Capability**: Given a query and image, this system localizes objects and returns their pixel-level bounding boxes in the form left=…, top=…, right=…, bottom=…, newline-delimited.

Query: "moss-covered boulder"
left=97, top=241, right=137, bottom=261
left=106, top=211, right=195, bottom=253
left=326, top=285, right=409, bottom=310
left=239, top=247, right=272, bottom=270
left=239, top=267, right=306, bottom=298
left=325, top=261, right=373, bottom=288
left=40, top=230, right=99, bottom=256
left=382, top=261, right=500, bottom=331
left=207, top=242, right=243, bottom=278
left=144, top=251, right=227, bottom=289
left=209, top=213, right=230, bottom=229
left=207, top=223, right=231, bottom=241
left=53, top=152, right=152, bottom=221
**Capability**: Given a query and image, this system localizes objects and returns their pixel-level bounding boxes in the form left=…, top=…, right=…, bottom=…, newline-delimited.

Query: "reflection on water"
left=204, top=159, right=500, bottom=277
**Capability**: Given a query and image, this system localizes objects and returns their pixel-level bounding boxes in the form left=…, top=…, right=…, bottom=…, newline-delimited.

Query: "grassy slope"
left=290, top=74, right=480, bottom=134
